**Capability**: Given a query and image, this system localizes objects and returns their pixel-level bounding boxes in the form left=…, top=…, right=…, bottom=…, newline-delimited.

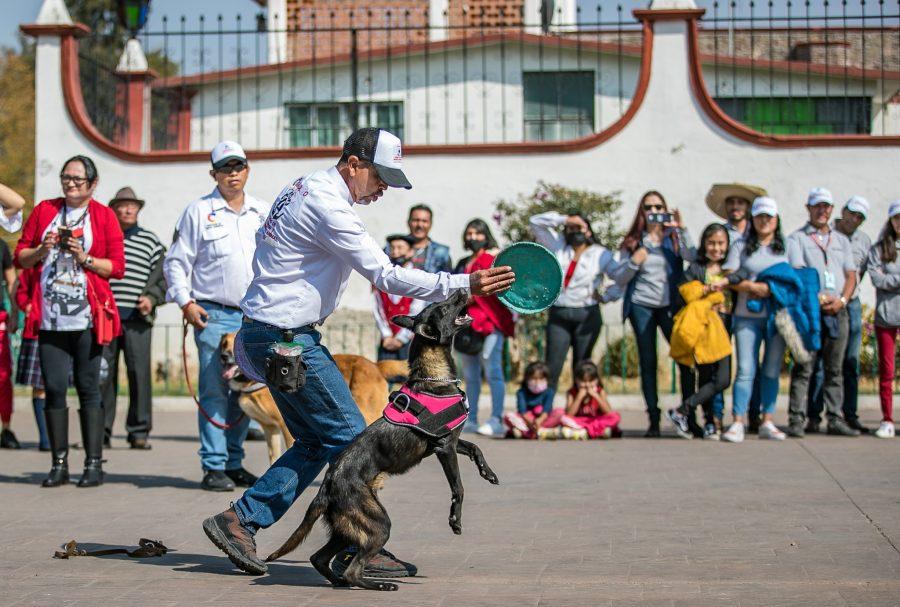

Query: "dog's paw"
left=375, top=581, right=399, bottom=591
left=482, top=470, right=500, bottom=485
left=449, top=518, right=463, bottom=535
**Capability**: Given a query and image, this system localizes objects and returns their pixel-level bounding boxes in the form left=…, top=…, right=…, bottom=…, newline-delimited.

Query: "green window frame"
left=523, top=71, right=595, bottom=142
left=714, top=97, right=872, bottom=135
left=287, top=102, right=404, bottom=147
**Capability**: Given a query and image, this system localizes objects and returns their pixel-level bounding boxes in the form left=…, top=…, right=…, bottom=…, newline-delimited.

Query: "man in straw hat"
left=100, top=187, right=166, bottom=450
left=706, top=183, right=767, bottom=432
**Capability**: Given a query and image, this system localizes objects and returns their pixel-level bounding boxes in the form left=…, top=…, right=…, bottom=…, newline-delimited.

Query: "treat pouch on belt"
left=382, top=386, right=469, bottom=438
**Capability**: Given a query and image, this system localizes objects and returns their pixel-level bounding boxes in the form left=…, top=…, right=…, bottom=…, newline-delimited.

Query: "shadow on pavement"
left=0, top=472, right=199, bottom=489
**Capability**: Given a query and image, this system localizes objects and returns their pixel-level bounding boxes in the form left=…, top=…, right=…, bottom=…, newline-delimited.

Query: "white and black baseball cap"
left=341, top=128, right=412, bottom=189
left=211, top=140, right=248, bottom=169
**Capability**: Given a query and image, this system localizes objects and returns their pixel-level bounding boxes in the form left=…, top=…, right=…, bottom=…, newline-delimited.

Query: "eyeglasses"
left=60, top=174, right=88, bottom=185
left=643, top=204, right=664, bottom=212
left=214, top=162, right=248, bottom=175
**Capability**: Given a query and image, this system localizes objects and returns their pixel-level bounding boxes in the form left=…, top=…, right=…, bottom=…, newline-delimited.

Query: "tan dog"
left=219, top=333, right=408, bottom=464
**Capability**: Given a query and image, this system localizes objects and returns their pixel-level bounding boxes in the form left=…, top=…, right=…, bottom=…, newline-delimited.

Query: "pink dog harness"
left=382, top=386, right=469, bottom=438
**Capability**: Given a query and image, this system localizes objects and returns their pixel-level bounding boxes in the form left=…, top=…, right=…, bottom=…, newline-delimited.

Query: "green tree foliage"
left=493, top=181, right=626, bottom=251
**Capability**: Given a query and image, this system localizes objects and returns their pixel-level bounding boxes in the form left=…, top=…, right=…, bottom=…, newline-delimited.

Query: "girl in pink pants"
left=560, top=360, right=621, bottom=440
left=504, top=362, right=562, bottom=439
left=868, top=203, right=900, bottom=439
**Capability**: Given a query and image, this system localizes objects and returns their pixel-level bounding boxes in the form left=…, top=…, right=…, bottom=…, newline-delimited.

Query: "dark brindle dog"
left=265, top=290, right=499, bottom=591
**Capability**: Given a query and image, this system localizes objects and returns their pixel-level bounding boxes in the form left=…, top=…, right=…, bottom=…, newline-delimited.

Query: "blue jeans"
left=807, top=297, right=862, bottom=424
left=194, top=304, right=249, bottom=471
left=460, top=331, right=506, bottom=424
left=627, top=303, right=694, bottom=423
left=732, top=315, right=786, bottom=418
left=234, top=318, right=366, bottom=532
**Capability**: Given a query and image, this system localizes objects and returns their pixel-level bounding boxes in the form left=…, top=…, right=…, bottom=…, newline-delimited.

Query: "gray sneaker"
left=827, top=418, right=861, bottom=437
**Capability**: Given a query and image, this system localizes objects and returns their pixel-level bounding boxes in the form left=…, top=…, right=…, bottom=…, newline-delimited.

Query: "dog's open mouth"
left=454, top=314, right=473, bottom=326
left=222, top=363, right=240, bottom=381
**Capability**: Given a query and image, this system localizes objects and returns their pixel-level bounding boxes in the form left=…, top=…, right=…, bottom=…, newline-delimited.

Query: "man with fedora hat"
left=100, top=187, right=166, bottom=449
left=706, top=183, right=767, bottom=432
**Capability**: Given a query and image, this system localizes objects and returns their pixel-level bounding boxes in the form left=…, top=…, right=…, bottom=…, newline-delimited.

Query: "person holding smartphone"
left=612, top=190, right=696, bottom=437
left=14, top=155, right=125, bottom=488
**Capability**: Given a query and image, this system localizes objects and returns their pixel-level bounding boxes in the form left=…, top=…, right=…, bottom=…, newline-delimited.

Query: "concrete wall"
left=29, top=15, right=900, bottom=337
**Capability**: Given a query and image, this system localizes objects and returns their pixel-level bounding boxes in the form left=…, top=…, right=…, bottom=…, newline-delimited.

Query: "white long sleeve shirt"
left=0, top=210, right=23, bottom=233
left=529, top=211, right=623, bottom=307
left=241, top=167, right=470, bottom=329
left=164, top=187, right=270, bottom=308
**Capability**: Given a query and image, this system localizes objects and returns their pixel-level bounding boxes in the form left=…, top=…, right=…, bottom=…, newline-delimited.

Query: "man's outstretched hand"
left=470, top=266, right=515, bottom=297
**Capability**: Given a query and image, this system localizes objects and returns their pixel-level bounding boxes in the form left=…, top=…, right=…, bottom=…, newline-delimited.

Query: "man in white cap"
left=806, top=195, right=872, bottom=433
left=201, top=127, right=515, bottom=580
left=164, top=141, right=271, bottom=491
left=785, top=187, right=860, bottom=437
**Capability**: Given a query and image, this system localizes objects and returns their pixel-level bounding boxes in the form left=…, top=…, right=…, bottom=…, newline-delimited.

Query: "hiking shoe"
left=758, top=421, right=786, bottom=441
left=331, top=547, right=417, bottom=578
left=703, top=423, right=720, bottom=441
left=225, top=467, right=258, bottom=488
left=0, top=429, right=21, bottom=449
left=201, top=470, right=235, bottom=492
left=202, top=506, right=267, bottom=575
left=786, top=422, right=805, bottom=438
left=875, top=422, right=895, bottom=439
left=827, top=419, right=861, bottom=437
left=721, top=422, right=744, bottom=443
left=666, top=408, right=693, bottom=440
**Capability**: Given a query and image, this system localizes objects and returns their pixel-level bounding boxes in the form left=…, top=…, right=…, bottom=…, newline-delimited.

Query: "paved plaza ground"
left=2, top=397, right=899, bottom=606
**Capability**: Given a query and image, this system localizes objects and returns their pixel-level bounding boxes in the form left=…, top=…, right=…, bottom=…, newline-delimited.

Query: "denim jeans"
left=807, top=297, right=862, bottom=424
left=460, top=331, right=506, bottom=424
left=732, top=315, right=786, bottom=418
left=234, top=318, right=366, bottom=532
left=627, top=303, right=694, bottom=423
left=193, top=304, right=249, bottom=471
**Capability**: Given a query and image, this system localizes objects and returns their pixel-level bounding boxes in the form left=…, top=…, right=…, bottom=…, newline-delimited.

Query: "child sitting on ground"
left=559, top=360, right=622, bottom=440
left=504, top=362, right=561, bottom=439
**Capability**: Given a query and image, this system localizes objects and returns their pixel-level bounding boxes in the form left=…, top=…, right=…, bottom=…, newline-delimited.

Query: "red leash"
left=182, top=319, right=245, bottom=430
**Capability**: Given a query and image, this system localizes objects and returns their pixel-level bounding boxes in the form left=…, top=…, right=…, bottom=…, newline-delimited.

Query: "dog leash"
left=54, top=538, right=168, bottom=559
left=182, top=319, right=246, bottom=430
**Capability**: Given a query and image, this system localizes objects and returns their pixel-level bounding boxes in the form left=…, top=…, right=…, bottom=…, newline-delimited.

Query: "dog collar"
left=382, top=385, right=468, bottom=438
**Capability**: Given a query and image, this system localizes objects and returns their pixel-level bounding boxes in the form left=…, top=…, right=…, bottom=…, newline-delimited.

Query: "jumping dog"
left=265, top=290, right=500, bottom=591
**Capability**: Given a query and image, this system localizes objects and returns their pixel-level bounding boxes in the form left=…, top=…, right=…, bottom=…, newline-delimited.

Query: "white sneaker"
left=875, top=422, right=895, bottom=439
left=477, top=417, right=505, bottom=438
left=462, top=420, right=479, bottom=434
left=560, top=426, right=588, bottom=440
left=758, top=421, right=786, bottom=441
left=722, top=422, right=745, bottom=443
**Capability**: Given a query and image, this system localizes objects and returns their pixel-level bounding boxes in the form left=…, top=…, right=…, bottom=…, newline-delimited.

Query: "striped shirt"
left=111, top=225, right=165, bottom=316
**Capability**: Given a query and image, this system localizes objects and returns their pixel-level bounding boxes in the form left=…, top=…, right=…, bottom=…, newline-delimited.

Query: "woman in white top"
left=530, top=211, right=621, bottom=393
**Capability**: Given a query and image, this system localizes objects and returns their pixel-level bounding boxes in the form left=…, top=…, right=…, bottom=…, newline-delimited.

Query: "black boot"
left=644, top=411, right=661, bottom=438
left=77, top=408, right=105, bottom=488
left=42, top=408, right=69, bottom=488
left=33, top=397, right=50, bottom=451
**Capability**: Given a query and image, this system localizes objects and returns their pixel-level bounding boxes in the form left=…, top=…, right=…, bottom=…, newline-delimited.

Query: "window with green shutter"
left=286, top=102, right=403, bottom=147
left=523, top=71, right=595, bottom=141
left=714, top=97, right=871, bottom=134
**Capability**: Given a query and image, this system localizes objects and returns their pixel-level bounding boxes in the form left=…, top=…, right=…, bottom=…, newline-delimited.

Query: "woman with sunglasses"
left=15, top=155, right=125, bottom=487
left=612, top=191, right=696, bottom=437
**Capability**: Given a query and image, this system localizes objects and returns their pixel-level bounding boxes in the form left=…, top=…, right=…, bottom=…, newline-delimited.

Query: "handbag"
left=453, top=325, right=485, bottom=356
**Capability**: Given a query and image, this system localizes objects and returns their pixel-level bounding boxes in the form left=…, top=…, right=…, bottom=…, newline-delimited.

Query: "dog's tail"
left=376, top=359, right=409, bottom=384
left=265, top=488, right=328, bottom=562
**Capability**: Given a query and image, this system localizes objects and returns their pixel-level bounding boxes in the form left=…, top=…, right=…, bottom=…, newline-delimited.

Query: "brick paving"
left=2, top=402, right=899, bottom=606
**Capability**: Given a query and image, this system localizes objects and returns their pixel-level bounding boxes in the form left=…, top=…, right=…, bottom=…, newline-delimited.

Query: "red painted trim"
left=57, top=19, right=655, bottom=160
left=686, top=18, right=900, bottom=147
left=20, top=23, right=89, bottom=38
left=633, top=9, right=706, bottom=21
left=115, top=77, right=146, bottom=150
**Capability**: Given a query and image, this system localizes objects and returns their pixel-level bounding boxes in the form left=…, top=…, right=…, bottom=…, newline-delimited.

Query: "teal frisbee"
left=493, top=242, right=562, bottom=314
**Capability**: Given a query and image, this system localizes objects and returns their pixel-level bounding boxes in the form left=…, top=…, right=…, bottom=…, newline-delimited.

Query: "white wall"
left=32, top=18, right=900, bottom=334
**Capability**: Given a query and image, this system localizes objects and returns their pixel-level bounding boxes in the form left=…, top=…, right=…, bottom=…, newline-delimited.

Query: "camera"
left=646, top=212, right=673, bottom=225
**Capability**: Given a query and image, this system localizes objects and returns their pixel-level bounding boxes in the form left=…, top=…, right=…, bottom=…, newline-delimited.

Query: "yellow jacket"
left=669, top=281, right=732, bottom=367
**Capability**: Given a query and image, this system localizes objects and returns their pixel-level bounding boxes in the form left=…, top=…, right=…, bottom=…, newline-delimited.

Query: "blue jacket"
left=756, top=262, right=821, bottom=354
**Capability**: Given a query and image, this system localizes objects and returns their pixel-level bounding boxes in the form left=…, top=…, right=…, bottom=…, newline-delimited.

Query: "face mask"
left=465, top=239, right=487, bottom=252
left=389, top=256, right=407, bottom=266
left=527, top=379, right=548, bottom=394
left=565, top=231, right=588, bottom=247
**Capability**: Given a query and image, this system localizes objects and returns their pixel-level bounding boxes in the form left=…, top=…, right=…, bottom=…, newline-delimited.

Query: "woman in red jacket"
left=454, top=219, right=515, bottom=438
left=15, top=155, right=125, bottom=488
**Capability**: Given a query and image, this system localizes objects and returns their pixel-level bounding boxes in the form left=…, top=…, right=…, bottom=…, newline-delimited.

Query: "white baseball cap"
left=751, top=196, right=779, bottom=217
left=807, top=187, right=833, bottom=206
left=342, top=128, right=411, bottom=189
left=211, top=140, right=248, bottom=169
left=889, top=200, right=900, bottom=218
left=843, top=195, right=869, bottom=219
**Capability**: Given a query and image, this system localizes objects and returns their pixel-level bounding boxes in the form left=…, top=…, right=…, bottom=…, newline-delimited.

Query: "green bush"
left=601, top=333, right=640, bottom=379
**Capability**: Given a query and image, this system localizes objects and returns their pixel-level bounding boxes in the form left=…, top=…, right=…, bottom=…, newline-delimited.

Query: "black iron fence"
left=698, top=0, right=900, bottom=135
